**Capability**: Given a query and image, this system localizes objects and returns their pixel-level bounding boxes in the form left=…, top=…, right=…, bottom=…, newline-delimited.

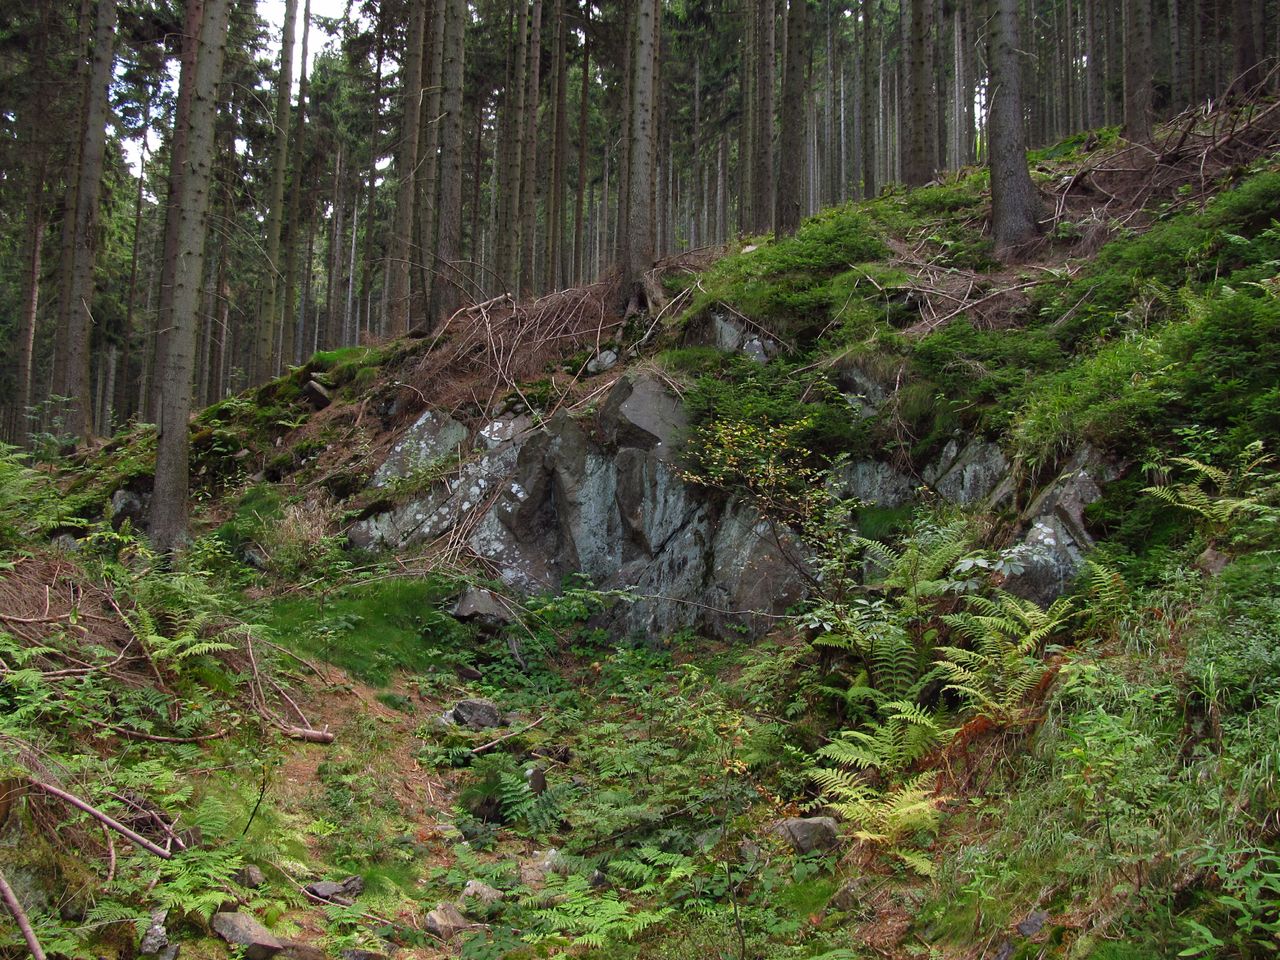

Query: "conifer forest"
left=2, top=1, right=1280, bottom=958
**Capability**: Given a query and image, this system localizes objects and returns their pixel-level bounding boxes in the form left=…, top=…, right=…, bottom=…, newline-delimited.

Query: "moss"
left=260, top=577, right=468, bottom=686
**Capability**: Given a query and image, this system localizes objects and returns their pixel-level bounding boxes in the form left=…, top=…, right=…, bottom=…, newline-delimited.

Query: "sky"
left=257, top=0, right=354, bottom=88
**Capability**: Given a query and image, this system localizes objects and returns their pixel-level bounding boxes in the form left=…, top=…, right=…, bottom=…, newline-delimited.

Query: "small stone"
left=771, top=817, right=840, bottom=854
left=304, top=880, right=352, bottom=905
left=139, top=908, right=169, bottom=955
left=340, top=950, right=386, bottom=960
left=992, top=940, right=1015, bottom=960
left=586, top=349, right=619, bottom=374
left=1196, top=546, right=1231, bottom=576
left=425, top=901, right=470, bottom=940
left=525, top=766, right=547, bottom=795
left=461, top=879, right=504, bottom=905
left=340, top=875, right=365, bottom=898
left=828, top=877, right=867, bottom=913
left=155, top=947, right=180, bottom=960
left=450, top=698, right=503, bottom=730
left=236, top=865, right=267, bottom=889
left=1016, top=909, right=1050, bottom=937
left=210, top=911, right=283, bottom=960
left=518, top=848, right=564, bottom=885
left=589, top=869, right=610, bottom=890
left=455, top=664, right=484, bottom=681
left=738, top=841, right=761, bottom=862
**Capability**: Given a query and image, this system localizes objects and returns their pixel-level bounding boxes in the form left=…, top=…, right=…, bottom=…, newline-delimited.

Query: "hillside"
left=3, top=107, right=1280, bottom=960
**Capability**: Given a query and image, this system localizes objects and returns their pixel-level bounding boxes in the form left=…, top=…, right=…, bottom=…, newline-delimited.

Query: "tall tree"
left=623, top=0, right=658, bottom=311
left=253, top=0, right=298, bottom=383
left=1123, top=0, right=1154, bottom=142
left=432, top=0, right=467, bottom=322
left=988, top=0, right=1040, bottom=255
left=57, top=0, right=119, bottom=440
left=150, top=0, right=233, bottom=552
left=775, top=0, right=808, bottom=237
left=902, top=0, right=936, bottom=185
left=386, top=0, right=429, bottom=337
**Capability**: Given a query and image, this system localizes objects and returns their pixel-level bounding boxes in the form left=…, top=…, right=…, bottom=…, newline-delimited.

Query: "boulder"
left=210, top=912, right=283, bottom=960
left=832, top=459, right=915, bottom=508
left=425, top=902, right=470, bottom=940
left=304, top=875, right=362, bottom=906
left=828, top=877, right=868, bottom=913
left=478, top=415, right=533, bottom=450
left=110, top=488, right=149, bottom=531
left=1007, top=446, right=1121, bottom=605
left=451, top=588, right=515, bottom=633
left=772, top=817, right=840, bottom=854
left=449, top=698, right=503, bottom=730
left=235, top=865, right=267, bottom=889
left=371, top=410, right=469, bottom=487
left=461, top=879, right=504, bottom=906
left=302, top=379, right=332, bottom=410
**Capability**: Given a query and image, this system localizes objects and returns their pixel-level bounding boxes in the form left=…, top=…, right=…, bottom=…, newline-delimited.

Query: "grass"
left=261, top=577, right=468, bottom=686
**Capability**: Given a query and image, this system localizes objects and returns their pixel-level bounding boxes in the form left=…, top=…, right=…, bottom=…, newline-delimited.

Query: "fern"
left=1143, top=441, right=1279, bottom=545
left=936, top=591, right=1073, bottom=723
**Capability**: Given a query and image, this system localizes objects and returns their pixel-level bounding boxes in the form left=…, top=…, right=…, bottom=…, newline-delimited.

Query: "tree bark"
left=622, top=0, right=658, bottom=310
left=902, top=0, right=936, bottom=185
left=150, top=0, right=232, bottom=553
left=519, top=0, right=544, bottom=295
left=1124, top=0, right=1154, bottom=142
left=988, top=0, right=1040, bottom=256
left=431, top=0, right=467, bottom=323
left=775, top=0, right=807, bottom=237
left=59, top=0, right=118, bottom=441
left=385, top=0, right=429, bottom=337
left=253, top=0, right=297, bottom=384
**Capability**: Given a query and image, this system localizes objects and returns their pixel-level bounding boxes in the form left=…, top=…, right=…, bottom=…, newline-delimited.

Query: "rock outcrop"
left=352, top=375, right=808, bottom=639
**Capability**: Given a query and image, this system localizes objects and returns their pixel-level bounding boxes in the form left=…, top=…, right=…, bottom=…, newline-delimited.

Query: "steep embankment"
left=4, top=106, right=1280, bottom=960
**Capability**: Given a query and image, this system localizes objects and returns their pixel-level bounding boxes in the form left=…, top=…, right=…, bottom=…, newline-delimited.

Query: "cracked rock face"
left=353, top=375, right=806, bottom=640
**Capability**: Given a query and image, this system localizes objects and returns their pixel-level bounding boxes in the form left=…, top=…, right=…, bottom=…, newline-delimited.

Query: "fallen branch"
left=28, top=779, right=173, bottom=860
left=282, top=726, right=335, bottom=744
left=0, top=867, right=45, bottom=960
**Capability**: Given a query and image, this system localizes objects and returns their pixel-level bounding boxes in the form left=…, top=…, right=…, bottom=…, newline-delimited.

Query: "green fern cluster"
left=936, top=592, right=1074, bottom=724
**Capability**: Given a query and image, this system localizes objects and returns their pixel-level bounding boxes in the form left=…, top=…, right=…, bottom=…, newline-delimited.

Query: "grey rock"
left=139, top=908, right=169, bottom=955
left=155, top=947, right=180, bottom=960
left=518, top=848, right=564, bottom=886
left=828, top=877, right=867, bottom=913
left=110, top=488, right=148, bottom=530
left=832, top=459, right=915, bottom=507
left=478, top=415, right=533, bottom=450
left=992, top=940, right=1015, bottom=960
left=600, top=376, right=688, bottom=460
left=302, top=379, right=332, bottom=410
left=525, top=765, right=547, bottom=795
left=304, top=880, right=350, bottom=903
left=741, top=336, right=771, bottom=364
left=1197, top=546, right=1231, bottom=576
left=451, top=588, right=515, bottom=632
left=236, top=865, right=267, bottom=889
left=838, top=365, right=889, bottom=418
left=461, top=879, right=504, bottom=905
left=589, top=869, right=610, bottom=890
left=586, top=349, right=619, bottom=374
left=924, top=440, right=1009, bottom=506
left=1016, top=909, right=1050, bottom=937
left=711, top=314, right=747, bottom=351
left=371, top=410, right=469, bottom=488
left=210, top=912, right=283, bottom=960
left=738, top=841, right=762, bottom=862
left=772, top=817, right=840, bottom=854
left=340, top=950, right=386, bottom=960
left=1007, top=446, right=1120, bottom=605
left=425, top=901, right=470, bottom=940
left=451, top=698, right=503, bottom=730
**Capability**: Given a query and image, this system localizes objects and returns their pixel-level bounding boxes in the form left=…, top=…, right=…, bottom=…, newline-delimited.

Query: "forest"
left=3, top=0, right=1280, bottom=958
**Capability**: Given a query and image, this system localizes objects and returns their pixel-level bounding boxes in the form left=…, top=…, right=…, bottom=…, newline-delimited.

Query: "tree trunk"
left=988, top=0, right=1040, bottom=256
left=150, top=0, right=232, bottom=553
left=416, top=0, right=446, bottom=320
left=751, top=0, right=775, bottom=233
left=573, top=8, right=591, bottom=284
left=861, top=1, right=878, bottom=197
left=1124, top=0, right=1154, bottom=142
left=253, top=0, right=297, bottom=384
left=282, top=0, right=311, bottom=367
left=902, top=0, right=935, bottom=185
left=59, top=0, right=118, bottom=441
left=385, top=0, right=428, bottom=337
left=1232, top=0, right=1264, bottom=92
left=432, top=0, right=467, bottom=323
left=519, top=0, right=544, bottom=295
left=622, top=0, right=658, bottom=310
left=775, top=0, right=807, bottom=237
